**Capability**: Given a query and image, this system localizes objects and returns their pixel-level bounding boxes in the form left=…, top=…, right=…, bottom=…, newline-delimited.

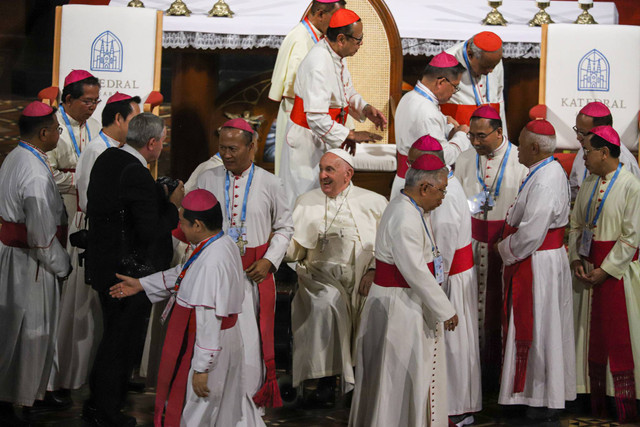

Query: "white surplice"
left=286, top=185, right=387, bottom=392
left=281, top=38, right=368, bottom=207
left=0, top=143, right=70, bottom=406
left=569, top=145, right=640, bottom=201
left=268, top=19, right=321, bottom=175
left=197, top=164, right=293, bottom=426
left=569, top=166, right=640, bottom=398
left=497, top=158, right=576, bottom=408
left=349, top=192, right=456, bottom=427
left=390, top=81, right=471, bottom=199
left=139, top=234, right=245, bottom=427
left=431, top=174, right=482, bottom=415
left=184, top=154, right=224, bottom=194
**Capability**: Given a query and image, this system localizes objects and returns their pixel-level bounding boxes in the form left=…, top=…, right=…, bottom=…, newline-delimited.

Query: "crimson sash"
left=374, top=259, right=435, bottom=288
left=289, top=95, right=349, bottom=129
left=586, top=240, right=637, bottom=422
left=501, top=224, right=565, bottom=393
left=0, top=218, right=67, bottom=248
left=396, top=153, right=409, bottom=179
left=440, top=102, right=501, bottom=126
left=449, top=243, right=474, bottom=276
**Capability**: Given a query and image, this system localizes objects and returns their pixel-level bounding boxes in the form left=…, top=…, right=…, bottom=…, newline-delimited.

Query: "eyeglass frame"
left=467, top=127, right=499, bottom=141
left=572, top=125, right=588, bottom=138
left=345, top=34, right=364, bottom=45
left=442, top=77, right=460, bottom=94
left=77, top=97, right=102, bottom=106
left=425, top=181, right=447, bottom=196
left=583, top=146, right=604, bottom=156
left=46, top=124, right=63, bottom=135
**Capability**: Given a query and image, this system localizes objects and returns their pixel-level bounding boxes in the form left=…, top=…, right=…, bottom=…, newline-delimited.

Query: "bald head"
left=319, top=152, right=354, bottom=198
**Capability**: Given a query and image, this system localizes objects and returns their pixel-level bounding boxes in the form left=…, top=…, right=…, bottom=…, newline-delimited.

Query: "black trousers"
left=89, top=291, right=151, bottom=415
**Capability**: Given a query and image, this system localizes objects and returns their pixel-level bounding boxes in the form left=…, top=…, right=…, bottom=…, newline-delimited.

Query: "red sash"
left=241, top=242, right=282, bottom=408
left=449, top=243, right=474, bottom=276
left=440, top=102, right=501, bottom=126
left=289, top=95, right=349, bottom=129
left=396, top=153, right=409, bottom=179
left=585, top=240, right=637, bottom=422
left=374, top=259, right=434, bottom=288
left=0, top=218, right=67, bottom=248
left=155, top=304, right=237, bottom=427
left=501, top=224, right=565, bottom=393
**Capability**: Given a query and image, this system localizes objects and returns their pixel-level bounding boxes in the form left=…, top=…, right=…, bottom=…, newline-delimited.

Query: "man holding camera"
left=85, top=113, right=183, bottom=427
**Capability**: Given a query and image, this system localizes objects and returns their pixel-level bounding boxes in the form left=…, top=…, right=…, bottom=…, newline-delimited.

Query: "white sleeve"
left=139, top=264, right=182, bottom=303
left=264, top=179, right=294, bottom=269
left=191, top=306, right=223, bottom=373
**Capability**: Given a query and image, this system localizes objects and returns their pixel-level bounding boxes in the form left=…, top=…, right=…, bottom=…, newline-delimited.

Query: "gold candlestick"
left=529, top=2, right=554, bottom=26
left=166, top=0, right=191, bottom=16
left=482, top=1, right=508, bottom=26
left=127, top=0, right=144, bottom=7
left=575, top=3, right=597, bottom=24
left=208, top=0, right=234, bottom=17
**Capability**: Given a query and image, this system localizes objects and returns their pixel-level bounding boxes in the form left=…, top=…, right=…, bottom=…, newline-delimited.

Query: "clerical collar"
left=323, top=38, right=344, bottom=65
left=400, top=190, right=424, bottom=214
left=528, top=156, right=552, bottom=172
left=601, top=163, right=621, bottom=180
left=487, top=136, right=507, bottom=159
left=122, top=143, right=147, bottom=166
left=329, top=182, right=352, bottom=201
left=101, top=130, right=119, bottom=146
left=229, top=163, right=253, bottom=178
left=60, top=105, right=83, bottom=126
left=20, top=140, right=48, bottom=157
left=415, top=81, right=437, bottom=101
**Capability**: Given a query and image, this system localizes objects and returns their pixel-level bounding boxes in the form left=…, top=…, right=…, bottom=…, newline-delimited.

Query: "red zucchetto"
left=329, top=9, right=360, bottom=28
left=525, top=119, right=555, bottom=136
left=473, top=31, right=503, bottom=52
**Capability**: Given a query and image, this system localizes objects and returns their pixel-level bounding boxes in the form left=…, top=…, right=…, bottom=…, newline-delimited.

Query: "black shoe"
left=126, top=381, right=146, bottom=393
left=82, top=406, right=137, bottom=427
left=25, top=390, right=72, bottom=413
left=0, top=403, right=31, bottom=427
left=305, top=377, right=336, bottom=408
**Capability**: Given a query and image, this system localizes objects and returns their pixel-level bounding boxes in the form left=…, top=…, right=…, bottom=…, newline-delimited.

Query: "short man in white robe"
left=47, top=70, right=102, bottom=220
left=110, top=189, right=246, bottom=427
left=391, top=51, right=471, bottom=199
left=197, top=118, right=293, bottom=423
left=0, top=102, right=71, bottom=424
left=569, top=125, right=640, bottom=423
left=455, top=105, right=528, bottom=391
left=281, top=8, right=387, bottom=207
left=350, top=154, right=458, bottom=427
left=286, top=148, right=387, bottom=403
left=497, top=120, right=576, bottom=423
left=443, top=31, right=506, bottom=133
left=49, top=92, right=140, bottom=395
left=269, top=0, right=344, bottom=175
left=569, top=101, right=640, bottom=201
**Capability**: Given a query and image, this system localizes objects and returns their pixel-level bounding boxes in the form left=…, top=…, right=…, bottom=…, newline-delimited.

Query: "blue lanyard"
left=413, top=84, right=438, bottom=105
left=448, top=168, right=454, bottom=179
left=585, top=163, right=621, bottom=228
left=98, top=130, right=113, bottom=148
left=476, top=141, right=511, bottom=198
left=59, top=104, right=91, bottom=157
left=302, top=17, right=320, bottom=43
left=174, top=231, right=223, bottom=289
left=224, top=163, right=255, bottom=226
left=18, top=141, right=51, bottom=175
left=404, top=191, right=437, bottom=253
left=583, top=167, right=589, bottom=181
left=462, top=40, right=490, bottom=106
left=214, top=152, right=221, bottom=160
left=518, top=156, right=554, bottom=193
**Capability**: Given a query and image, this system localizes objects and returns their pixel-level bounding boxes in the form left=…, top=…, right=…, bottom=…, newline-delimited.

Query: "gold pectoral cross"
left=237, top=236, right=248, bottom=256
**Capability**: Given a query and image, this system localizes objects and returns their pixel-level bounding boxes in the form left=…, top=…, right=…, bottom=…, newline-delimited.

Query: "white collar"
left=122, top=144, right=147, bottom=166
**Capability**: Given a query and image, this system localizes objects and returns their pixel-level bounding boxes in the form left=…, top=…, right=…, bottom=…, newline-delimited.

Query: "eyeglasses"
left=346, top=34, right=364, bottom=45
left=48, top=125, right=63, bottom=135
left=467, top=127, right=499, bottom=141
left=583, top=146, right=603, bottom=156
left=572, top=126, right=587, bottom=138
left=443, top=77, right=460, bottom=94
left=426, top=182, right=447, bottom=196
left=78, top=98, right=101, bottom=106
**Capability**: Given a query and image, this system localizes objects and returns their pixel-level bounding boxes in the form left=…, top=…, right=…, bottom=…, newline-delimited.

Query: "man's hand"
left=343, top=131, right=383, bottom=155
left=245, top=258, right=274, bottom=284
left=192, top=372, right=210, bottom=398
left=492, top=238, right=503, bottom=254
left=110, top=273, right=144, bottom=299
left=363, top=104, right=388, bottom=131
left=444, top=314, right=459, bottom=332
left=571, top=260, right=588, bottom=282
left=445, top=115, right=460, bottom=127
left=448, top=124, right=469, bottom=140
left=169, top=180, right=185, bottom=209
left=584, top=267, right=610, bottom=287
left=358, top=270, right=376, bottom=297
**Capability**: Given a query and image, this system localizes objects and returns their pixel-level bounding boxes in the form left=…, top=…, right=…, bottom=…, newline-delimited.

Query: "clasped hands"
left=571, top=260, right=610, bottom=287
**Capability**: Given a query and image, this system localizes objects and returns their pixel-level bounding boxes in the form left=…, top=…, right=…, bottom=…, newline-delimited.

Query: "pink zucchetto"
left=525, top=119, right=555, bottom=136
left=106, top=92, right=133, bottom=104
left=429, top=51, right=459, bottom=68
left=590, top=125, right=620, bottom=147
left=182, top=189, right=219, bottom=212
left=315, top=0, right=341, bottom=2
left=63, top=70, right=95, bottom=87
left=22, top=101, right=54, bottom=117
left=579, top=102, right=611, bottom=118
left=411, top=154, right=446, bottom=171
left=472, top=105, right=501, bottom=120
left=222, top=118, right=255, bottom=134
left=411, top=135, right=443, bottom=152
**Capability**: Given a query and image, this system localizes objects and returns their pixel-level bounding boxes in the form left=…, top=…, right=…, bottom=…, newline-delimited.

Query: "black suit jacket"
left=87, top=147, right=178, bottom=292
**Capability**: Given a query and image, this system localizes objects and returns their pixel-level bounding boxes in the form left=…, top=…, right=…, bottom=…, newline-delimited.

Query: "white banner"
left=58, top=5, right=159, bottom=118
left=544, top=24, right=640, bottom=150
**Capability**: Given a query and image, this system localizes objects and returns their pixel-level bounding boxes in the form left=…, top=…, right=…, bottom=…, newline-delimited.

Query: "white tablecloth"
left=109, top=0, right=618, bottom=57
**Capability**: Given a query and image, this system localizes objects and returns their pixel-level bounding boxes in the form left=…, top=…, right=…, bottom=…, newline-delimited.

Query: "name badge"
left=578, top=229, right=593, bottom=258
left=433, top=254, right=445, bottom=284
left=467, top=190, right=494, bottom=215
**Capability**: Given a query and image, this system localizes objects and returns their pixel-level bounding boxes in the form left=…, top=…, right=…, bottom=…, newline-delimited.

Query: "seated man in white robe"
left=286, top=148, right=387, bottom=405
left=0, top=102, right=71, bottom=425
left=497, top=120, right=576, bottom=423
left=349, top=154, right=458, bottom=427
left=109, top=189, right=245, bottom=427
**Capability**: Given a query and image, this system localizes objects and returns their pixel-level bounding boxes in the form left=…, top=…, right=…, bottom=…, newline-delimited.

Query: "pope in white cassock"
left=110, top=189, right=245, bottom=427
left=50, top=92, right=140, bottom=393
left=197, top=118, right=294, bottom=423
left=47, top=70, right=102, bottom=220
left=497, top=120, right=575, bottom=423
left=569, top=125, right=640, bottom=424
left=454, top=106, right=528, bottom=391
left=285, top=148, right=387, bottom=402
left=391, top=51, right=471, bottom=199
left=350, top=154, right=458, bottom=427
left=268, top=0, right=344, bottom=175
left=281, top=8, right=387, bottom=207
left=568, top=102, right=640, bottom=201
left=443, top=31, right=506, bottom=134
left=0, top=102, right=71, bottom=423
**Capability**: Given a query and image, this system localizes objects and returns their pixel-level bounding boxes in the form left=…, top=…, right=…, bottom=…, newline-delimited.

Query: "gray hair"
left=126, top=113, right=165, bottom=149
left=405, top=167, right=447, bottom=188
left=524, top=129, right=556, bottom=153
left=468, top=39, right=484, bottom=58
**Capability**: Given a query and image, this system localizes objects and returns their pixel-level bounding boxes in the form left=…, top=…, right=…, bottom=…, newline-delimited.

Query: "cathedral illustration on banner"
left=577, top=49, right=610, bottom=92
left=91, top=31, right=123, bottom=73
